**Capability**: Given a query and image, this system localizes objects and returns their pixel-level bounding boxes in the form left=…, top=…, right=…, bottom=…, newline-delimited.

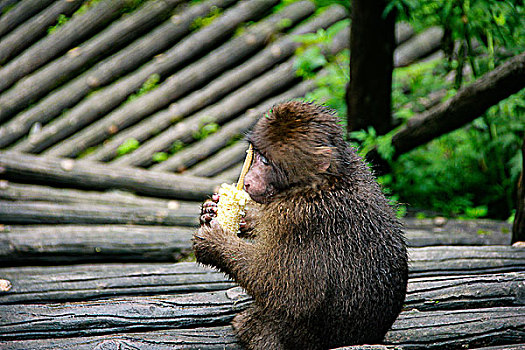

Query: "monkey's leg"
left=232, top=306, right=284, bottom=350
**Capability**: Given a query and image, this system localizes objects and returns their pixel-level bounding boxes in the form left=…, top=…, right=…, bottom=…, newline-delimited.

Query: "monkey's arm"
left=194, top=220, right=259, bottom=279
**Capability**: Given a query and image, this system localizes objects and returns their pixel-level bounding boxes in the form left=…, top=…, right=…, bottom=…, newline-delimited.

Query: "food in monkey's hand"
left=215, top=144, right=253, bottom=233
left=216, top=183, right=250, bottom=233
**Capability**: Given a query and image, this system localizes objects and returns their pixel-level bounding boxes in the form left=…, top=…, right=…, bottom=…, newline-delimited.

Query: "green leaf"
left=116, top=138, right=140, bottom=156
left=152, top=152, right=169, bottom=163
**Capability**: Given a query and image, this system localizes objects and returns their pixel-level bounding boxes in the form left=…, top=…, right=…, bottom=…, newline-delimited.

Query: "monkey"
left=193, top=101, right=408, bottom=349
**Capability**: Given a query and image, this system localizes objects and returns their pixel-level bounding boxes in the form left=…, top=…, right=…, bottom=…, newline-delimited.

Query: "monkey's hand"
left=238, top=204, right=260, bottom=239
left=199, top=193, right=220, bottom=225
left=193, top=219, right=233, bottom=268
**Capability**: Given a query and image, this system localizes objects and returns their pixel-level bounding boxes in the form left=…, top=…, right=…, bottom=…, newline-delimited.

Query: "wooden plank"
left=43, top=0, right=319, bottom=158
left=0, top=262, right=234, bottom=304
left=0, top=0, right=131, bottom=98
left=384, top=307, right=525, bottom=349
left=10, top=0, right=280, bottom=153
left=83, top=5, right=347, bottom=163
left=0, top=0, right=84, bottom=65
left=0, top=200, right=198, bottom=226
left=0, top=151, right=223, bottom=200
left=0, top=326, right=241, bottom=350
left=0, top=262, right=523, bottom=306
left=408, top=245, right=525, bottom=277
left=0, top=225, right=195, bottom=265
left=0, top=0, right=236, bottom=149
left=0, top=181, right=198, bottom=209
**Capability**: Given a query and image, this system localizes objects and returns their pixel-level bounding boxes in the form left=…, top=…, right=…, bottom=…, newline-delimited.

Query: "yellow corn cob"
left=216, top=144, right=253, bottom=232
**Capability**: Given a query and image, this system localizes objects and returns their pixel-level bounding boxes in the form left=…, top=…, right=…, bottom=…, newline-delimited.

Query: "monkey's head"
left=244, top=101, right=345, bottom=203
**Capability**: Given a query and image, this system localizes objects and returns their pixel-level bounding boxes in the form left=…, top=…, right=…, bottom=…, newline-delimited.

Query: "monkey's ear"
left=315, top=146, right=332, bottom=173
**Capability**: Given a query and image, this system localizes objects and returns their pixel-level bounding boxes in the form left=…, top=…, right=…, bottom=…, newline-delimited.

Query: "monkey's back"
left=254, top=168, right=408, bottom=348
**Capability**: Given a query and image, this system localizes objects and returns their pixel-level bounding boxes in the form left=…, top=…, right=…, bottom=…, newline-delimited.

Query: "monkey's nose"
left=244, top=183, right=250, bottom=190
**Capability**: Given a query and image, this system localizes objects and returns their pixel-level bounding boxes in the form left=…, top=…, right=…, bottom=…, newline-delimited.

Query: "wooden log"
left=0, top=0, right=235, bottom=149
left=384, top=307, right=525, bottom=349
left=84, top=5, right=347, bottom=163
left=0, top=0, right=84, bottom=65
left=0, top=0, right=131, bottom=99
left=0, top=225, right=195, bottom=265
left=0, top=217, right=517, bottom=264
left=408, top=245, right=525, bottom=277
left=0, top=326, right=241, bottom=350
left=404, top=272, right=525, bottom=311
left=392, top=51, right=525, bottom=156
left=112, top=30, right=349, bottom=168
left=0, top=0, right=185, bottom=117
left=0, top=262, right=233, bottom=303
left=0, top=285, right=522, bottom=346
left=187, top=142, right=248, bottom=177
left=395, top=22, right=414, bottom=45
left=0, top=0, right=21, bottom=17
left=1, top=252, right=523, bottom=307
left=213, top=163, right=244, bottom=182
left=0, top=243, right=523, bottom=287
left=0, top=288, right=252, bottom=341
left=43, top=0, right=321, bottom=158
left=0, top=151, right=223, bottom=201
left=10, top=0, right=280, bottom=153
left=0, top=181, right=198, bottom=209
left=0, top=0, right=54, bottom=37
left=0, top=200, right=198, bottom=226
left=2, top=317, right=524, bottom=350
left=404, top=217, right=512, bottom=246
left=405, top=228, right=511, bottom=246
left=394, top=26, right=444, bottom=67
left=111, top=60, right=297, bottom=167
left=151, top=78, right=320, bottom=172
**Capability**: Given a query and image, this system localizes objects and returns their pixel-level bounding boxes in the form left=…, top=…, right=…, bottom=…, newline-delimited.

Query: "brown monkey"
left=194, top=101, right=408, bottom=349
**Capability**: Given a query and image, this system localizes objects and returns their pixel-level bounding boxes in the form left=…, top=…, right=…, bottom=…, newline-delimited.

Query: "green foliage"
left=74, top=0, right=103, bottom=17
left=191, top=6, right=222, bottom=31
left=389, top=90, right=524, bottom=219
left=152, top=152, right=169, bottom=163
left=170, top=140, right=185, bottom=154
left=393, top=0, right=525, bottom=87
left=47, top=14, right=69, bottom=34
left=1, top=3, right=16, bottom=14
left=193, top=121, right=219, bottom=140
left=127, top=74, right=160, bottom=102
left=293, top=20, right=350, bottom=117
left=274, top=0, right=350, bottom=12
left=226, top=134, right=244, bottom=147
left=117, top=138, right=140, bottom=156
left=150, top=140, right=185, bottom=164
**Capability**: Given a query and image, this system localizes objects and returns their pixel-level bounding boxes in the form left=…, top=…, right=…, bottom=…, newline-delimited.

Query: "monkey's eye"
left=258, top=153, right=270, bottom=166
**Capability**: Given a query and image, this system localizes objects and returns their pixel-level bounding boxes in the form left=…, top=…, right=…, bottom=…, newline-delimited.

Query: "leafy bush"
left=291, top=2, right=524, bottom=219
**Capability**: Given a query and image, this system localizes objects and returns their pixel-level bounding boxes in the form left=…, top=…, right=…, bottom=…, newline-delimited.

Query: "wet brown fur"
left=194, top=101, right=408, bottom=349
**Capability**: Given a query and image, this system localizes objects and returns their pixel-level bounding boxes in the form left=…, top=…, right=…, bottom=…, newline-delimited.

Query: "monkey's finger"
left=239, top=218, right=247, bottom=230
left=211, top=193, right=220, bottom=203
left=202, top=206, right=218, bottom=215
left=199, top=213, right=214, bottom=225
left=202, top=201, right=218, bottom=211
